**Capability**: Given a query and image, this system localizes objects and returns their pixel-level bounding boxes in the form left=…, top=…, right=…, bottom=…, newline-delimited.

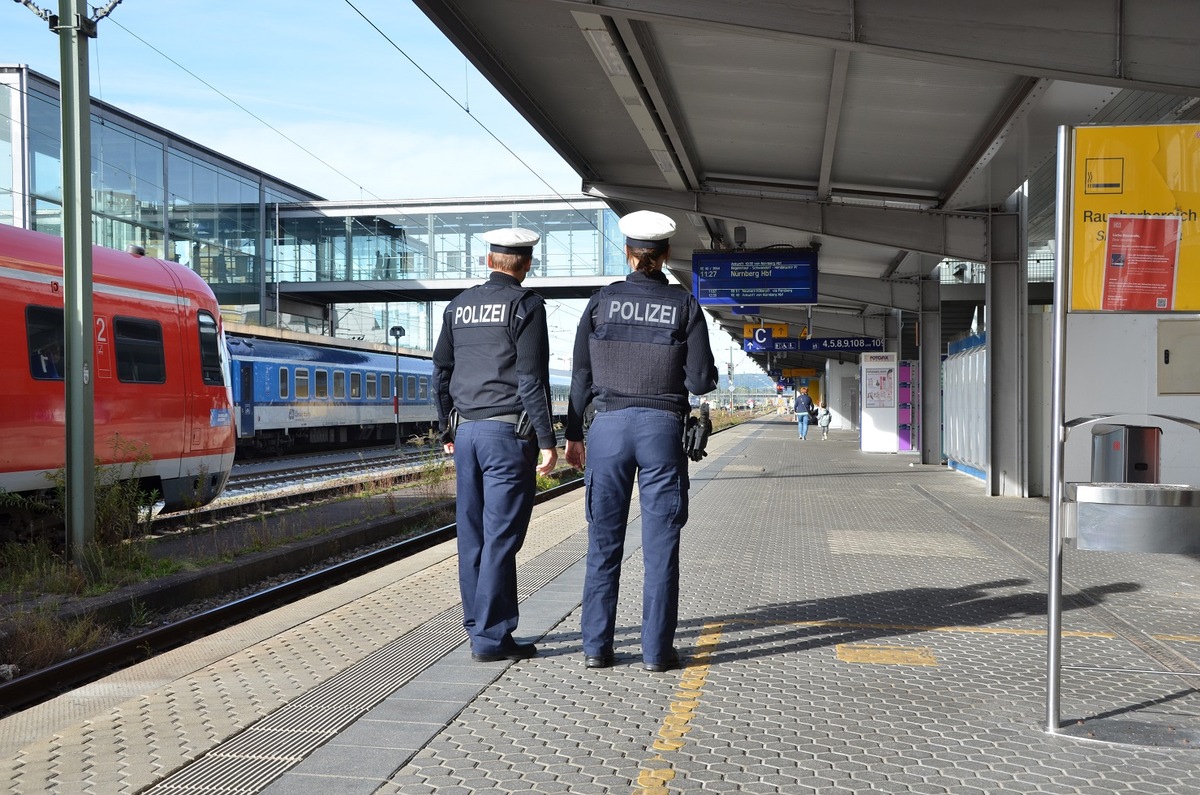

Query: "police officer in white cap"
left=433, top=227, right=558, bottom=663
left=564, top=210, right=718, bottom=671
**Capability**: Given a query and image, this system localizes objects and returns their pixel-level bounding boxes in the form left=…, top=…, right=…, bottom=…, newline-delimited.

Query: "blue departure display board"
left=692, top=249, right=818, bottom=306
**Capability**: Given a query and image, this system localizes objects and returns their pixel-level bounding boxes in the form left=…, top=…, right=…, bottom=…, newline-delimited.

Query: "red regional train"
left=0, top=224, right=235, bottom=528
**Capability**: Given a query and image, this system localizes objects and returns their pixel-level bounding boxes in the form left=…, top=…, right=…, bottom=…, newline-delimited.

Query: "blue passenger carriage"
left=227, top=335, right=435, bottom=454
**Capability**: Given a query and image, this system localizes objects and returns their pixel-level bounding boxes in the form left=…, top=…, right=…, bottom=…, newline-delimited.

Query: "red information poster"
left=1101, top=214, right=1182, bottom=310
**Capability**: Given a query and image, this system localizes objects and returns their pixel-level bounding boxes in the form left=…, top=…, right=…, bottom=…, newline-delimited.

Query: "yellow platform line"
left=634, top=621, right=725, bottom=795
left=738, top=618, right=1116, bottom=639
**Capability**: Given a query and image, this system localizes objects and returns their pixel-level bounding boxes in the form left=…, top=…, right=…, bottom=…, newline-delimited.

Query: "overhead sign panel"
left=799, top=337, right=885, bottom=352
left=692, top=249, right=818, bottom=306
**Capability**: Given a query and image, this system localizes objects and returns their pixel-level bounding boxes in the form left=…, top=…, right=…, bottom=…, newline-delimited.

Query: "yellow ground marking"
left=836, top=643, right=938, bottom=666
left=633, top=621, right=724, bottom=795
left=741, top=618, right=1116, bottom=639
left=1152, top=634, right=1200, bottom=643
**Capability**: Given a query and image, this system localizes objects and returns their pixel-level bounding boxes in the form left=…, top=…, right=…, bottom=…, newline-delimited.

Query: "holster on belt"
left=514, top=410, right=536, bottom=442
left=682, top=404, right=712, bottom=462
left=443, top=408, right=461, bottom=444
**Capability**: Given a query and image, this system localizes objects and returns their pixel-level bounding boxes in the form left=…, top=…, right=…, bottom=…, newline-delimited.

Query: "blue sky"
left=2, top=1, right=581, bottom=199
left=2, top=0, right=760, bottom=377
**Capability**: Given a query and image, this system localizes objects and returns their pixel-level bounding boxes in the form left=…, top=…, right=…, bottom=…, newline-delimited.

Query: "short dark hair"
left=490, top=251, right=531, bottom=275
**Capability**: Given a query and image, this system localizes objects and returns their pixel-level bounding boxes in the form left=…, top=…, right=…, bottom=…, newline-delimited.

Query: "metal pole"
left=1046, top=125, right=1073, bottom=733
left=58, top=0, right=97, bottom=557
left=391, top=325, right=405, bottom=448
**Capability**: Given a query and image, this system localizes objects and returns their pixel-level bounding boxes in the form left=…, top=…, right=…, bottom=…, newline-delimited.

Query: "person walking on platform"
left=794, top=386, right=815, bottom=440
left=432, top=227, right=558, bottom=664
left=564, top=210, right=718, bottom=673
left=816, top=400, right=832, bottom=440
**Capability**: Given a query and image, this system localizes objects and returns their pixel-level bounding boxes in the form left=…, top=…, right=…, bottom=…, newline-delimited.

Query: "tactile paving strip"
left=142, top=527, right=591, bottom=794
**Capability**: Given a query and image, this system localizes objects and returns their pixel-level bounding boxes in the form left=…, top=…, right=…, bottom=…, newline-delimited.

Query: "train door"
left=239, top=362, right=255, bottom=436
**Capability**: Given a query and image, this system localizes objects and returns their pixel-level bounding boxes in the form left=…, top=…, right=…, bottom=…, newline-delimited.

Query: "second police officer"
left=432, top=227, right=558, bottom=664
left=564, top=210, right=718, bottom=672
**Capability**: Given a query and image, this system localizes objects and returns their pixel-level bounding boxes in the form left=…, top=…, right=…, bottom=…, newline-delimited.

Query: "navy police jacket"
left=565, top=270, right=717, bottom=441
left=431, top=271, right=556, bottom=448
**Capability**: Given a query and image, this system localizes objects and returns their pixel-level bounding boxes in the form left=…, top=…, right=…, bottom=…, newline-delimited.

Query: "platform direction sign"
left=800, top=337, right=885, bottom=352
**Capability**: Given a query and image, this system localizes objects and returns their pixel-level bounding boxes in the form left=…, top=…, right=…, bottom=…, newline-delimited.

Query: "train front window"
left=114, top=317, right=166, bottom=383
left=26, top=305, right=65, bottom=381
left=197, top=311, right=224, bottom=386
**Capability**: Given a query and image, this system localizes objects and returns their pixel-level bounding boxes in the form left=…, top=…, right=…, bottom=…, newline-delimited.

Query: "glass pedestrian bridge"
left=266, top=195, right=628, bottom=345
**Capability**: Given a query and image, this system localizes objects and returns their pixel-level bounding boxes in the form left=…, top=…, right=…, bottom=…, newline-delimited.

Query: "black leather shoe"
left=585, top=654, right=615, bottom=669
left=471, top=641, right=537, bottom=663
left=643, top=649, right=681, bottom=672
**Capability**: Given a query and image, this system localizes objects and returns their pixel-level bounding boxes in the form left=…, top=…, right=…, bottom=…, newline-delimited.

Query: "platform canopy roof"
left=413, top=0, right=1200, bottom=371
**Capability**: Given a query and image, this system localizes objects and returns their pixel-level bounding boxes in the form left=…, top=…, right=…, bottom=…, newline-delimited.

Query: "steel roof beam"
left=817, top=50, right=850, bottom=201
left=586, top=182, right=990, bottom=260
left=547, top=0, right=1200, bottom=94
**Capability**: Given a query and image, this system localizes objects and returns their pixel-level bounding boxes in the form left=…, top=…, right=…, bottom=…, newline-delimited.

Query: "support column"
left=986, top=208, right=1027, bottom=496
left=918, top=277, right=942, bottom=465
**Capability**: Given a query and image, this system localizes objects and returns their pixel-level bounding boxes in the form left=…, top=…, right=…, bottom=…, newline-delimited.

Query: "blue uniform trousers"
left=453, top=420, right=538, bottom=655
left=582, top=407, right=688, bottom=665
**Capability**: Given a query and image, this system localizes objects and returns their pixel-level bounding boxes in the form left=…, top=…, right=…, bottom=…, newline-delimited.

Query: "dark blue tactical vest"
left=443, top=280, right=534, bottom=419
left=589, top=278, right=690, bottom=412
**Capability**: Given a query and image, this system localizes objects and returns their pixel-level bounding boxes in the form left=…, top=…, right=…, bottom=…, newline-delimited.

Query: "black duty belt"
left=459, top=413, right=520, bottom=424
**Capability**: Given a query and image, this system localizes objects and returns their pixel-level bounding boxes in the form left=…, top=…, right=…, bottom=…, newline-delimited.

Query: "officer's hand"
left=443, top=442, right=454, bottom=455
left=537, top=447, right=558, bottom=476
left=565, top=440, right=586, bottom=470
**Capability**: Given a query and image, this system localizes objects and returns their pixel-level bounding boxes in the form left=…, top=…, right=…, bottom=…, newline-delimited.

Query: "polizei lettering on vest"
left=607, top=299, right=678, bottom=325
left=454, top=303, right=507, bottom=325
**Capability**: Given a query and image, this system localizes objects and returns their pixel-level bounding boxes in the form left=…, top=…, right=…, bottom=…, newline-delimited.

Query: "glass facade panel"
left=0, top=83, right=13, bottom=227
left=28, top=90, right=61, bottom=204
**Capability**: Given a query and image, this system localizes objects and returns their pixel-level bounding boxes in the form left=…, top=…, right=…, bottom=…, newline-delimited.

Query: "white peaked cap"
left=618, top=210, right=676, bottom=245
left=481, top=227, right=540, bottom=253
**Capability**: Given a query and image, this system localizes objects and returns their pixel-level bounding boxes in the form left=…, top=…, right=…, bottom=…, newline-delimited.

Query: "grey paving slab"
left=8, top=418, right=1200, bottom=794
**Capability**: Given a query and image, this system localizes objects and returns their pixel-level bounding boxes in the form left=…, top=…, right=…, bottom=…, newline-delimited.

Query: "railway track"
left=0, top=476, right=585, bottom=716
left=150, top=447, right=446, bottom=534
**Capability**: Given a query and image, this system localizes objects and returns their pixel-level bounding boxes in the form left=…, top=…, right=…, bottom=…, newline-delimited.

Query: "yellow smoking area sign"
left=782, top=368, right=818, bottom=377
left=1071, top=124, right=1200, bottom=311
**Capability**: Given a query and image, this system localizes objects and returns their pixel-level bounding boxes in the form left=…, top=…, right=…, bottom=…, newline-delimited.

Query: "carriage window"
left=406, top=375, right=417, bottom=400
left=350, top=372, right=362, bottom=398
left=418, top=376, right=429, bottom=401
left=315, top=369, right=329, bottom=398
left=26, top=305, right=65, bottom=381
left=278, top=367, right=289, bottom=399
left=334, top=370, right=346, bottom=399
left=381, top=374, right=391, bottom=399
left=366, top=373, right=377, bottom=399
left=295, top=369, right=310, bottom=398
left=197, top=311, right=224, bottom=386
left=115, top=316, right=165, bottom=383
